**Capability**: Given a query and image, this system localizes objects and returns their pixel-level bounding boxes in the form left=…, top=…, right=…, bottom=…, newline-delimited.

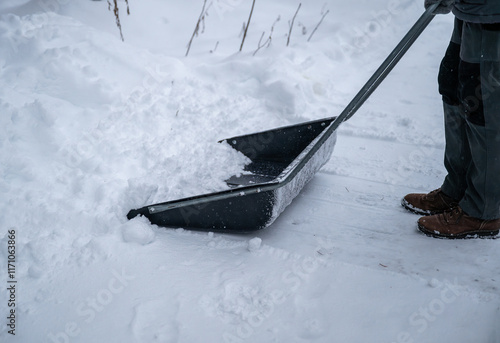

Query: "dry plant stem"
left=253, top=16, right=279, bottom=56
left=253, top=31, right=267, bottom=56
left=308, top=9, right=329, bottom=42
left=186, top=0, right=208, bottom=57
left=210, top=41, right=219, bottom=53
left=240, top=0, right=256, bottom=52
left=287, top=3, right=301, bottom=47
left=108, top=0, right=124, bottom=41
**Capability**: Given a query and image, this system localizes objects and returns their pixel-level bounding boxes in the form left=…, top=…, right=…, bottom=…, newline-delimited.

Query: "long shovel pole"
left=311, top=3, right=440, bottom=154
left=287, top=3, right=441, bottom=181
left=332, top=3, right=440, bottom=127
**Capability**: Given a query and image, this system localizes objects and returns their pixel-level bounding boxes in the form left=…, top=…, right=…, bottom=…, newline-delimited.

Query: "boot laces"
left=443, top=207, right=464, bottom=223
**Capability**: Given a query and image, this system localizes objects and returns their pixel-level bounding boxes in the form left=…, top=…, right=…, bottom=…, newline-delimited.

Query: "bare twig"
left=287, top=3, right=301, bottom=47
left=107, top=0, right=128, bottom=41
left=253, top=32, right=267, bottom=56
left=210, top=41, right=219, bottom=53
left=240, top=0, right=256, bottom=52
left=308, top=9, right=329, bottom=42
left=186, top=0, right=209, bottom=57
left=253, top=16, right=280, bottom=56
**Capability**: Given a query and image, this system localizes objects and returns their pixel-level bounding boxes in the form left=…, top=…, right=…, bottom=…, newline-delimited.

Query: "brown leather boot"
left=401, top=188, right=458, bottom=216
left=418, top=206, right=500, bottom=239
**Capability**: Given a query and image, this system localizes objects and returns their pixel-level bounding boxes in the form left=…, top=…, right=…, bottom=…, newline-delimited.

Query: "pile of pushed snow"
left=0, top=8, right=253, bottom=273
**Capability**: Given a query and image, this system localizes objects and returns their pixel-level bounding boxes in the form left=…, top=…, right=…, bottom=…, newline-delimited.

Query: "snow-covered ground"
left=1, top=0, right=499, bottom=342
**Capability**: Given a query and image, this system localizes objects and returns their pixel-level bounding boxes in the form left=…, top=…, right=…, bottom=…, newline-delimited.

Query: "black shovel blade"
left=127, top=116, right=337, bottom=232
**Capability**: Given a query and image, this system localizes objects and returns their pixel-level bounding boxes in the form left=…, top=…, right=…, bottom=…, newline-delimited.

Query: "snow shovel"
left=127, top=4, right=440, bottom=232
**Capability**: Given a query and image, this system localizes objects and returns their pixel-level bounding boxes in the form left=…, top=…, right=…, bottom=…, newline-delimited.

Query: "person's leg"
left=440, top=102, right=470, bottom=201
left=401, top=19, right=465, bottom=215
left=439, top=18, right=469, bottom=201
left=456, top=22, right=500, bottom=220
left=417, top=23, right=500, bottom=238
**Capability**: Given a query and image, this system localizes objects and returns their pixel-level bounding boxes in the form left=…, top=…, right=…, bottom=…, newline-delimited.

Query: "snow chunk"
left=121, top=216, right=156, bottom=245
left=247, top=237, right=262, bottom=252
left=428, top=278, right=441, bottom=288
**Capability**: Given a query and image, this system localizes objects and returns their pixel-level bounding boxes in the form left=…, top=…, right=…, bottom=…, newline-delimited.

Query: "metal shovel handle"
left=330, top=3, right=439, bottom=131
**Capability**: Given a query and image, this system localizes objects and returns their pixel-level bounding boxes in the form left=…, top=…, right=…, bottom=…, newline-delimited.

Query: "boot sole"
left=401, top=199, right=442, bottom=216
left=417, top=223, right=499, bottom=239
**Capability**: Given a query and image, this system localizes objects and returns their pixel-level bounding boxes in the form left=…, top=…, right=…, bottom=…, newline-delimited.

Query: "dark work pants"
left=439, top=18, right=500, bottom=220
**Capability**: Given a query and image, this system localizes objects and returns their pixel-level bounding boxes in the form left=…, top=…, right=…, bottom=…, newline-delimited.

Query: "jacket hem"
left=453, top=8, right=500, bottom=24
